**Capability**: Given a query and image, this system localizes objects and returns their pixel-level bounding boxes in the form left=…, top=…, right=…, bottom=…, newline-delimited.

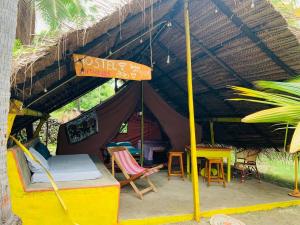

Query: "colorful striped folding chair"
left=108, top=146, right=163, bottom=199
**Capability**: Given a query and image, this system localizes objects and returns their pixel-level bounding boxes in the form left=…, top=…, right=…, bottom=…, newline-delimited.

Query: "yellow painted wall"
left=7, top=151, right=120, bottom=225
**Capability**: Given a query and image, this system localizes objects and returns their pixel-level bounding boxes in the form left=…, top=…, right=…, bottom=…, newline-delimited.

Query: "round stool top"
left=169, top=151, right=184, bottom=155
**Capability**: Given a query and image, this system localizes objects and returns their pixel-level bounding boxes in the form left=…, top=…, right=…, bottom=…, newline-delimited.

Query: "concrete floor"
left=118, top=171, right=295, bottom=220
left=166, top=206, right=300, bottom=225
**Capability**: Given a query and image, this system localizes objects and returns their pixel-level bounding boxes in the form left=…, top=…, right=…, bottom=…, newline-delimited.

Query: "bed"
left=11, top=138, right=119, bottom=191
left=31, top=154, right=102, bottom=183
left=8, top=139, right=120, bottom=225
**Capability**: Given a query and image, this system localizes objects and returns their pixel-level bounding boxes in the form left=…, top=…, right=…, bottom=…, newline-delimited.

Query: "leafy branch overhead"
left=35, top=0, right=87, bottom=30
left=229, top=78, right=300, bottom=153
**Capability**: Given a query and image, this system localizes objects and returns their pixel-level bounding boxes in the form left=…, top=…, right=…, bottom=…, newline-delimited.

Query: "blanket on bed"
left=31, top=154, right=102, bottom=183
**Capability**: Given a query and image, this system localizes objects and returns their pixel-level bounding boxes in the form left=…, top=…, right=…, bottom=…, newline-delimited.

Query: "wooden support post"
left=184, top=0, right=200, bottom=221
left=209, top=121, right=215, bottom=145
left=140, top=81, right=144, bottom=166
left=33, top=115, right=49, bottom=138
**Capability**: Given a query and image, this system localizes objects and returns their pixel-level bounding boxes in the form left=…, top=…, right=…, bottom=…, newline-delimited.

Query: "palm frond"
left=241, top=106, right=300, bottom=124
left=254, top=80, right=300, bottom=97
left=290, top=122, right=300, bottom=153
left=230, top=86, right=300, bottom=106
left=36, top=0, right=87, bottom=30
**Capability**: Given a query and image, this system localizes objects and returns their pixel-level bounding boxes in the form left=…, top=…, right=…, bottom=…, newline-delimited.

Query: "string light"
left=44, top=81, right=47, bottom=93
left=215, top=8, right=218, bottom=13
left=109, top=49, right=112, bottom=55
left=140, top=38, right=143, bottom=43
left=166, top=47, right=170, bottom=64
left=166, top=54, right=170, bottom=64
left=251, top=0, right=255, bottom=8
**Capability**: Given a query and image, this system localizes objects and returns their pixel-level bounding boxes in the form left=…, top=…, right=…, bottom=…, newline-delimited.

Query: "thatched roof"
left=11, top=0, right=300, bottom=149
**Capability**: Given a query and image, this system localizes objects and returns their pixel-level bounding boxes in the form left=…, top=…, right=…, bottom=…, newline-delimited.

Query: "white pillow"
left=25, top=147, right=49, bottom=173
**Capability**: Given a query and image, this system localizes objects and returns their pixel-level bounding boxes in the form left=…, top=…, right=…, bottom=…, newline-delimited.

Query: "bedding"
left=25, top=147, right=49, bottom=173
left=35, top=142, right=51, bottom=159
left=31, top=154, right=102, bottom=183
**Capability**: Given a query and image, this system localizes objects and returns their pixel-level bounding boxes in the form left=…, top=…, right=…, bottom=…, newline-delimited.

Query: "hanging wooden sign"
left=73, top=54, right=152, bottom=81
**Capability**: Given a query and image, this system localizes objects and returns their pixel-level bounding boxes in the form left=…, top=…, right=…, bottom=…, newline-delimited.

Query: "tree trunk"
left=16, top=0, right=35, bottom=45
left=0, top=1, right=22, bottom=225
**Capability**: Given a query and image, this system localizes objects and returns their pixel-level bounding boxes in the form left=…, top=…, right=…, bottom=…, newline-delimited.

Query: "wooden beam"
left=10, top=99, right=44, bottom=116
left=211, top=0, right=296, bottom=77
left=150, top=23, right=264, bottom=92
left=155, top=40, right=238, bottom=112
left=199, top=117, right=242, bottom=123
left=172, top=20, right=253, bottom=87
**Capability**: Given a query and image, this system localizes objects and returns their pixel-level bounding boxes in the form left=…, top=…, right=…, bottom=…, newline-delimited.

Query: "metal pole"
left=184, top=0, right=200, bottom=221
left=140, top=81, right=144, bottom=166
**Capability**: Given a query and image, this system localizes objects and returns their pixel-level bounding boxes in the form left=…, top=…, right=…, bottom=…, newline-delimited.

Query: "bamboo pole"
left=184, top=0, right=200, bottom=221
left=209, top=121, right=215, bottom=145
left=140, top=81, right=144, bottom=166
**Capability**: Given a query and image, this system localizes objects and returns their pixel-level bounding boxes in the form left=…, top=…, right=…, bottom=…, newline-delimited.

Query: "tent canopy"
left=56, top=82, right=202, bottom=155
left=10, top=0, right=300, bottom=148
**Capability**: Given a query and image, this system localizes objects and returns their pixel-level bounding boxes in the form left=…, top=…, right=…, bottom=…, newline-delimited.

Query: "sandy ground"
left=118, top=171, right=295, bottom=220
left=166, top=206, right=300, bottom=225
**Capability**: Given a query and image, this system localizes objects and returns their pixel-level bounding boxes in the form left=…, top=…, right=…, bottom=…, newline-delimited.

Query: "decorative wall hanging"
left=66, top=111, right=98, bottom=144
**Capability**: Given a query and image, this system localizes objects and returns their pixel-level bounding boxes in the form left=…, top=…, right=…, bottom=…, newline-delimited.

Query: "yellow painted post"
left=295, top=155, right=298, bottom=192
left=184, top=0, right=200, bottom=221
left=289, top=153, right=300, bottom=197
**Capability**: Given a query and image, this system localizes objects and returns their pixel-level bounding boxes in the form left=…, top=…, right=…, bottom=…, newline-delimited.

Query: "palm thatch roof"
left=11, top=0, right=300, bottom=149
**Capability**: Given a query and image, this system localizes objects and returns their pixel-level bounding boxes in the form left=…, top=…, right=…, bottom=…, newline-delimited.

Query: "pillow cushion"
left=106, top=142, right=118, bottom=147
left=116, top=141, right=132, bottom=147
left=25, top=147, right=49, bottom=173
left=127, top=146, right=140, bottom=156
left=35, top=142, right=51, bottom=160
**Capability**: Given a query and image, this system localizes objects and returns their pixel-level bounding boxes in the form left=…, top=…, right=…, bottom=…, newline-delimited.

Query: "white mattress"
left=31, top=154, right=102, bottom=183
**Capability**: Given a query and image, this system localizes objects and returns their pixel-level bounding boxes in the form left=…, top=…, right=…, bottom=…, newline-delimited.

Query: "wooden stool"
left=168, top=151, right=184, bottom=180
left=205, top=158, right=226, bottom=187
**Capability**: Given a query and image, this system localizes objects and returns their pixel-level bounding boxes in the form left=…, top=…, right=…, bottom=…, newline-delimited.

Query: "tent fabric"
left=112, top=113, right=163, bottom=147
left=56, top=82, right=202, bottom=155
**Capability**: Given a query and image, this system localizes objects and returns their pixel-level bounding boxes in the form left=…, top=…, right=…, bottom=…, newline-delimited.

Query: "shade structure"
left=10, top=0, right=300, bottom=148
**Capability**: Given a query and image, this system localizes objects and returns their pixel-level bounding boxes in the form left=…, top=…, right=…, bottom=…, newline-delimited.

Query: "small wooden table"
left=185, top=145, right=232, bottom=182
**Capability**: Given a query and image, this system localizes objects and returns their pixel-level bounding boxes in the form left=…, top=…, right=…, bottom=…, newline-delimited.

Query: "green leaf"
left=36, top=0, right=87, bottom=30
left=290, top=122, right=300, bottom=153
left=255, top=80, right=300, bottom=97
left=230, top=86, right=300, bottom=106
left=241, top=106, right=300, bottom=124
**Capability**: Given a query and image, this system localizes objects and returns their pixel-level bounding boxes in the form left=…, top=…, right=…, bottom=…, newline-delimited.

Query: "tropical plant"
left=35, top=0, right=87, bottom=31
left=230, top=77, right=300, bottom=153
left=0, top=0, right=22, bottom=224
